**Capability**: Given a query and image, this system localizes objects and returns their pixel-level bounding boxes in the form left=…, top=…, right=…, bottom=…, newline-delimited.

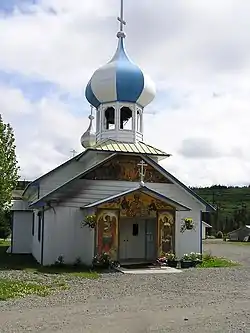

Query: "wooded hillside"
left=192, top=185, right=250, bottom=233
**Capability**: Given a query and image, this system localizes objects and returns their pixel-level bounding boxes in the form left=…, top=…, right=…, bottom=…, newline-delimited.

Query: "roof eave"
left=29, top=153, right=117, bottom=208
left=81, top=185, right=191, bottom=211
left=142, top=156, right=216, bottom=212
left=88, top=148, right=171, bottom=158
left=23, top=150, right=89, bottom=196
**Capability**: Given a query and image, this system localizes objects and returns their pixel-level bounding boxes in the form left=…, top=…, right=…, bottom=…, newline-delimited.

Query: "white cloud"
left=0, top=85, right=32, bottom=115
left=1, top=0, right=250, bottom=186
left=0, top=87, right=88, bottom=179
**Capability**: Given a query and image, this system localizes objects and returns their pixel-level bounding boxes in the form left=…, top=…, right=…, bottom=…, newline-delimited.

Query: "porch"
left=82, top=186, right=191, bottom=264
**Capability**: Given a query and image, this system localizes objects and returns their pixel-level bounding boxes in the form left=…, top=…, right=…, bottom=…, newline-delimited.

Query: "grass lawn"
left=198, top=253, right=240, bottom=268
left=0, top=239, right=99, bottom=300
left=0, top=278, right=67, bottom=301
left=0, top=239, right=98, bottom=277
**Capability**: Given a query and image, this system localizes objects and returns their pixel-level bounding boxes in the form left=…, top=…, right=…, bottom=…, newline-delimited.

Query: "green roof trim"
left=87, top=139, right=170, bottom=157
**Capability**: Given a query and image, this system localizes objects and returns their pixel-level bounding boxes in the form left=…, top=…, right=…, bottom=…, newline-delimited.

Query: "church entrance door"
left=145, top=218, right=157, bottom=261
left=119, top=218, right=146, bottom=261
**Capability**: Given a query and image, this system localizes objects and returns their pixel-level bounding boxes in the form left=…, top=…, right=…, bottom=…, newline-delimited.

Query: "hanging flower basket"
left=81, top=214, right=97, bottom=229
left=180, top=218, right=195, bottom=233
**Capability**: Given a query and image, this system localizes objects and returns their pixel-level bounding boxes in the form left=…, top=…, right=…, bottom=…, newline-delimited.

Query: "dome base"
left=96, top=129, right=143, bottom=144
left=95, top=101, right=144, bottom=144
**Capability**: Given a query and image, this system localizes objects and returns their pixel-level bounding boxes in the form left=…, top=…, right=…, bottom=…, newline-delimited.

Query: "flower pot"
left=191, top=259, right=202, bottom=267
left=180, top=260, right=192, bottom=269
left=167, top=260, right=178, bottom=268
left=185, top=223, right=193, bottom=230
left=93, top=263, right=110, bottom=270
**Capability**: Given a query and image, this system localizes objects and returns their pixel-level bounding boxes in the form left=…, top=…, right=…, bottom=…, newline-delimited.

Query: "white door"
left=127, top=220, right=145, bottom=259
left=119, top=219, right=129, bottom=260
left=119, top=219, right=145, bottom=260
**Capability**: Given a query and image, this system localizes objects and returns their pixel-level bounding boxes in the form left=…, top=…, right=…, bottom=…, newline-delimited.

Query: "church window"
left=132, top=223, right=139, bottom=236
left=120, top=107, right=132, bottom=130
left=38, top=211, right=42, bottom=242
left=96, top=110, right=100, bottom=132
left=32, top=213, right=35, bottom=236
left=104, top=107, right=115, bottom=130
left=136, top=110, right=142, bottom=132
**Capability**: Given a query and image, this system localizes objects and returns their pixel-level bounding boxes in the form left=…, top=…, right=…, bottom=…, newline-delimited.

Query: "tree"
left=0, top=115, right=19, bottom=238
left=0, top=211, right=11, bottom=240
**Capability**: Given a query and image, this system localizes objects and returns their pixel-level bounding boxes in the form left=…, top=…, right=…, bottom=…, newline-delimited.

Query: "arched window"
left=120, top=107, right=132, bottom=130
left=104, top=107, right=115, bottom=130
left=96, top=110, right=100, bottom=132
left=136, top=109, right=142, bottom=132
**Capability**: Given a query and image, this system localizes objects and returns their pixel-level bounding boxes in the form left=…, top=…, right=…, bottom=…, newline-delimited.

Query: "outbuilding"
left=228, top=225, right=250, bottom=242
left=202, top=221, right=212, bottom=239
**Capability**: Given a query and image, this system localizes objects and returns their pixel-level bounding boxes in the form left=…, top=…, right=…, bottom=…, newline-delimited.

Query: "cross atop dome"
left=117, top=0, right=126, bottom=39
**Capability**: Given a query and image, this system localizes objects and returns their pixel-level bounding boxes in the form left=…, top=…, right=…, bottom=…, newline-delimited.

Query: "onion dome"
left=85, top=38, right=156, bottom=109
left=81, top=113, right=96, bottom=149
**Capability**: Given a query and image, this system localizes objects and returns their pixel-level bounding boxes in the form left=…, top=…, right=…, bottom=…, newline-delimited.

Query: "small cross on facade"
left=70, top=149, right=77, bottom=158
left=117, top=0, right=126, bottom=37
left=138, top=160, right=147, bottom=186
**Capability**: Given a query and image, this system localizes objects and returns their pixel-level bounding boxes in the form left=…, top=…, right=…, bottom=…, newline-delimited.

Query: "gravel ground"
left=203, top=239, right=250, bottom=266
left=0, top=242, right=250, bottom=333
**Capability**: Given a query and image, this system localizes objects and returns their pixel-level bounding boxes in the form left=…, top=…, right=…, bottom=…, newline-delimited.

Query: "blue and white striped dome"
left=85, top=38, right=156, bottom=108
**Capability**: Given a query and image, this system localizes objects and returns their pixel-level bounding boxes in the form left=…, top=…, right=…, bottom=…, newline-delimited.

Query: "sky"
left=1, top=0, right=250, bottom=187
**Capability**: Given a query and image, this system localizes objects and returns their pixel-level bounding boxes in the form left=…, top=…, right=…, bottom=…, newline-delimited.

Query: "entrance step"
left=117, top=265, right=182, bottom=274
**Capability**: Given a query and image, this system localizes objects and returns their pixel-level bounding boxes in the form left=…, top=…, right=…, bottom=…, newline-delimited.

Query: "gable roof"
left=28, top=152, right=215, bottom=212
left=29, top=153, right=117, bottom=208
left=24, top=140, right=169, bottom=197
left=82, top=185, right=191, bottom=211
left=23, top=149, right=89, bottom=196
left=77, top=139, right=170, bottom=160
left=142, top=156, right=216, bottom=212
left=228, top=225, right=250, bottom=234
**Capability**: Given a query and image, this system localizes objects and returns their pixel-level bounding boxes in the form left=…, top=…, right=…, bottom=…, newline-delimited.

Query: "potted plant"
left=82, top=214, right=97, bottom=229
left=189, top=252, right=202, bottom=267
left=156, top=255, right=167, bottom=266
left=180, top=218, right=195, bottom=233
left=92, top=252, right=111, bottom=270
left=180, top=253, right=193, bottom=268
left=166, top=252, right=178, bottom=268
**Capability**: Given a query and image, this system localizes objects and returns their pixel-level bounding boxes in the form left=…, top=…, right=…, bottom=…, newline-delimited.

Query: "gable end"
left=83, top=154, right=173, bottom=183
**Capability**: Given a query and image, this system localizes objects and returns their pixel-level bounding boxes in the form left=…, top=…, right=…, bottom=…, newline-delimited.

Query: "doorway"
left=119, top=218, right=157, bottom=262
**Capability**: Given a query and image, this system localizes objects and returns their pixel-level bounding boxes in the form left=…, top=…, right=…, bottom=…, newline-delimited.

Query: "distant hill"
left=192, top=185, right=250, bottom=233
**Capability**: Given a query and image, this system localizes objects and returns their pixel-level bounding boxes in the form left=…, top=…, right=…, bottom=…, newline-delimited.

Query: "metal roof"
left=228, top=225, right=250, bottom=234
left=29, top=153, right=117, bottom=208
left=82, top=185, right=191, bottom=211
left=88, top=139, right=170, bottom=157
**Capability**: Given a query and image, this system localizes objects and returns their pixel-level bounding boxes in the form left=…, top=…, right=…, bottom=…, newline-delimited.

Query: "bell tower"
left=82, top=0, right=156, bottom=147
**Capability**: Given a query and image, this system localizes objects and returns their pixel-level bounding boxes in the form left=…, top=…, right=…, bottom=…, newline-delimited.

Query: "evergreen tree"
left=0, top=115, right=19, bottom=238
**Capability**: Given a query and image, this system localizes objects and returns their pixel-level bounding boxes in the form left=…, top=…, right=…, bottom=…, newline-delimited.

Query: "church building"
left=11, top=3, right=214, bottom=266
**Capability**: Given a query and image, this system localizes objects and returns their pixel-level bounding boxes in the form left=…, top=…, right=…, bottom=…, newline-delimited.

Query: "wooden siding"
left=57, top=180, right=205, bottom=211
